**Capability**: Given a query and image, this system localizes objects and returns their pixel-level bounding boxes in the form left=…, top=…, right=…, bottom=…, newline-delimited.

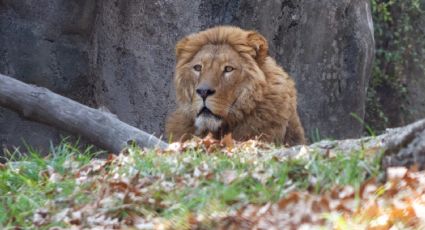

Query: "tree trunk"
left=0, top=73, right=168, bottom=153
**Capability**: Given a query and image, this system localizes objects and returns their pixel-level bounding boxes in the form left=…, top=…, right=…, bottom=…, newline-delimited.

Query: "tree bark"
left=0, top=73, right=168, bottom=153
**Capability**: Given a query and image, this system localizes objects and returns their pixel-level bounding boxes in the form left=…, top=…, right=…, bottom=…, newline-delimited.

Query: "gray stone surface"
left=0, top=0, right=375, bottom=153
left=0, top=0, right=96, bottom=153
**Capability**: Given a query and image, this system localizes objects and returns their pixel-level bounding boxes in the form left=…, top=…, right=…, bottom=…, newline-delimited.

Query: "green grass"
left=0, top=140, right=382, bottom=229
left=0, top=141, right=100, bottom=229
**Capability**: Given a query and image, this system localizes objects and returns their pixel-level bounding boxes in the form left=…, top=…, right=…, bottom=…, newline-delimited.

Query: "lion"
left=165, top=26, right=305, bottom=146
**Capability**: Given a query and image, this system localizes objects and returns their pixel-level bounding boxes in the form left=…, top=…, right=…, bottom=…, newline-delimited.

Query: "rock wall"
left=0, top=0, right=96, bottom=152
left=0, top=0, right=374, bottom=153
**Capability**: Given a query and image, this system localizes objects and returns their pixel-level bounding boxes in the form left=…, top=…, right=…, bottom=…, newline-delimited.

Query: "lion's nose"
left=196, top=88, right=215, bottom=100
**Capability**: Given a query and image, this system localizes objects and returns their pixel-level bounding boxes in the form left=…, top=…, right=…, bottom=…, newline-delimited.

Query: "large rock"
left=0, top=0, right=375, bottom=153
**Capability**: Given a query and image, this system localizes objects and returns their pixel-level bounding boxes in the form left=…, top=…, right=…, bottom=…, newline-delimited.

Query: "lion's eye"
left=193, top=64, right=202, bottom=72
left=224, top=66, right=234, bottom=73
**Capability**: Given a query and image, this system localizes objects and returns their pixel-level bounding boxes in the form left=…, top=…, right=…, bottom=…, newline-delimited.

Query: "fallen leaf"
left=220, top=133, right=234, bottom=150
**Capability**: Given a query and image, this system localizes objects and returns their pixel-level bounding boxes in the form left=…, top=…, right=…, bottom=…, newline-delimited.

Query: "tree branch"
left=0, top=73, right=168, bottom=153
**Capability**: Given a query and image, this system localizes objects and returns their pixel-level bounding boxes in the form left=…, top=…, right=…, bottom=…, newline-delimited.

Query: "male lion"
left=166, top=26, right=305, bottom=146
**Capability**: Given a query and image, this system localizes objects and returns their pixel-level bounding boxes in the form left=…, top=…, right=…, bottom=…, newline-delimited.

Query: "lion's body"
left=166, top=26, right=305, bottom=146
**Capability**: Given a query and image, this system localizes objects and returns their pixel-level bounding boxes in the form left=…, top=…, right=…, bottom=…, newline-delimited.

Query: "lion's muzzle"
left=195, top=107, right=223, bottom=134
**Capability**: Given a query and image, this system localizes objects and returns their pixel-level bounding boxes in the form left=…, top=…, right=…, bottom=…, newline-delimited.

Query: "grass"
left=0, top=141, right=100, bottom=229
left=0, top=140, right=383, bottom=229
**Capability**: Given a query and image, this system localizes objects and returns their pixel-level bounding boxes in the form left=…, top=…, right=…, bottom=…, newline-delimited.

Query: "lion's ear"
left=247, top=31, right=269, bottom=64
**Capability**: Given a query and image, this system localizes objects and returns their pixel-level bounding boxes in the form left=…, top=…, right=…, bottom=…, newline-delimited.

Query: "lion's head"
left=167, top=26, right=305, bottom=145
left=173, top=26, right=269, bottom=135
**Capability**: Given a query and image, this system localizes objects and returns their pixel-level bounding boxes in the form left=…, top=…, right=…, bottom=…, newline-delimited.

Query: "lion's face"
left=173, top=26, right=269, bottom=135
left=189, top=44, right=243, bottom=133
left=175, top=45, right=266, bottom=135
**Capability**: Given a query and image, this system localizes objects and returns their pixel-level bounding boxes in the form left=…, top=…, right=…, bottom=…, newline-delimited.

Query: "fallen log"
left=0, top=73, right=168, bottom=153
left=272, top=118, right=425, bottom=170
